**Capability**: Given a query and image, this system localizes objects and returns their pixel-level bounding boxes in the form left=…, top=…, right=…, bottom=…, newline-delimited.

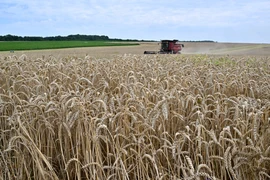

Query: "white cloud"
left=0, top=0, right=270, bottom=42
left=1, top=0, right=269, bottom=26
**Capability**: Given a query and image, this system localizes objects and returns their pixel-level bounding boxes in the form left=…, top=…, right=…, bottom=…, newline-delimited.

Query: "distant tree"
left=0, top=34, right=217, bottom=42
left=0, top=34, right=110, bottom=41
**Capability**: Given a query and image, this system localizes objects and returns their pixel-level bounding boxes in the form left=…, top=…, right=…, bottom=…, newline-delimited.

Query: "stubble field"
left=0, top=43, right=270, bottom=179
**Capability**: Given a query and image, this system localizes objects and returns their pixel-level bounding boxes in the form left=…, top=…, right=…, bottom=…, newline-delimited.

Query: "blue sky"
left=1, top=0, right=270, bottom=43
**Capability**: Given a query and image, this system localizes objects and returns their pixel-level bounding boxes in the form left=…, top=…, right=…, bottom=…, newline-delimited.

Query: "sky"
left=0, top=0, right=270, bottom=43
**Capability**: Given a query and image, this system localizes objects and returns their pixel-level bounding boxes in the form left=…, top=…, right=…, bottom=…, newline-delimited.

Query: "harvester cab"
left=159, top=40, right=184, bottom=54
left=144, top=40, right=184, bottom=54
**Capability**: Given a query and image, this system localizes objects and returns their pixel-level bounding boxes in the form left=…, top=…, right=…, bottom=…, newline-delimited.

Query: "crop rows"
left=0, top=54, right=270, bottom=179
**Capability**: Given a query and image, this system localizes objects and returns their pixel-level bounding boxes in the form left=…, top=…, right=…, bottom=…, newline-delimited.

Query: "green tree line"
left=0, top=34, right=110, bottom=41
left=0, top=34, right=215, bottom=42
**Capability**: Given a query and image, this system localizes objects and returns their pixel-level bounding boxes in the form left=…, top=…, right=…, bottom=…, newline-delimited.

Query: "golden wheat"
left=0, top=54, right=269, bottom=179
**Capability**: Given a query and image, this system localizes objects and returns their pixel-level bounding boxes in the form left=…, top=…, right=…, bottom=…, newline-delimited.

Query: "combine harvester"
left=144, top=40, right=184, bottom=54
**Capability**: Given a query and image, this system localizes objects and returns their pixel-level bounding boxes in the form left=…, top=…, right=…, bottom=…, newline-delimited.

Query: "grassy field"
left=0, top=41, right=139, bottom=51
left=0, top=53, right=269, bottom=179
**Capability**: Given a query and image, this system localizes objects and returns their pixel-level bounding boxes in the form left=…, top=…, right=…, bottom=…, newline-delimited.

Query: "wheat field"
left=0, top=54, right=270, bottom=179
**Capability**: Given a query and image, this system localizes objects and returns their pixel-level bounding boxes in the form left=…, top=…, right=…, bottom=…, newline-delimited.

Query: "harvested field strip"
left=0, top=54, right=270, bottom=179
left=210, top=44, right=270, bottom=54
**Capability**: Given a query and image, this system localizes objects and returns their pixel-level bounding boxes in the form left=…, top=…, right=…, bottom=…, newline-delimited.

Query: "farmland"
left=1, top=41, right=270, bottom=58
left=0, top=41, right=139, bottom=51
left=0, top=43, right=270, bottom=179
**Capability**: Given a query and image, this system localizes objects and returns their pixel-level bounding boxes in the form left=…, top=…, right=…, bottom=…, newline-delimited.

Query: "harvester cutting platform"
left=144, top=40, right=184, bottom=54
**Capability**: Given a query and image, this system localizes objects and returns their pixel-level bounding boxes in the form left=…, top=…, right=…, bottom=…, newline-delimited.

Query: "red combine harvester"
left=144, top=40, right=184, bottom=54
